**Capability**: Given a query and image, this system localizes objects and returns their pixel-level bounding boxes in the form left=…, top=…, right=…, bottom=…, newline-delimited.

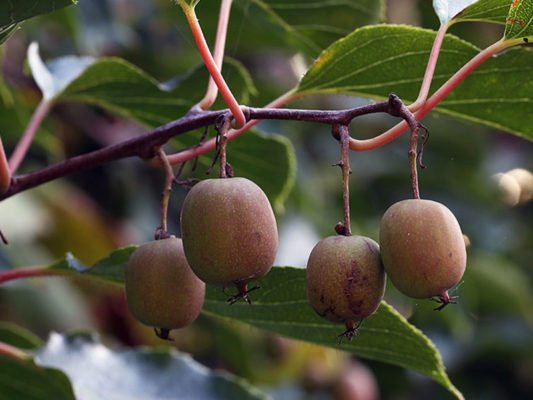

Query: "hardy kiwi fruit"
left=306, top=235, right=386, bottom=338
left=125, top=237, right=205, bottom=336
left=180, top=177, right=278, bottom=302
left=379, top=199, right=466, bottom=308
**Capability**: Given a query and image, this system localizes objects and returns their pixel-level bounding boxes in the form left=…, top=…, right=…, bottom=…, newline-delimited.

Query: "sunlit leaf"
left=297, top=25, right=533, bottom=141
left=452, top=0, right=511, bottom=24
left=42, top=249, right=463, bottom=399
left=504, top=0, right=533, bottom=39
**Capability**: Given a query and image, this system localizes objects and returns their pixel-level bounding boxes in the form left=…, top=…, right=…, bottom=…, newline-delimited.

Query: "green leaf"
left=504, top=0, right=533, bottom=39
left=45, top=249, right=463, bottom=399
left=244, top=0, right=384, bottom=56
left=0, top=356, right=75, bottom=400
left=172, top=129, right=296, bottom=213
left=203, top=267, right=463, bottom=400
left=0, top=0, right=75, bottom=46
left=190, top=0, right=384, bottom=58
left=297, top=25, right=533, bottom=141
left=35, top=333, right=269, bottom=400
left=463, top=253, right=533, bottom=325
left=0, top=323, right=42, bottom=350
left=230, top=131, right=296, bottom=213
left=433, top=0, right=481, bottom=24
left=452, top=0, right=511, bottom=24
left=28, top=44, right=256, bottom=127
left=0, top=24, right=17, bottom=46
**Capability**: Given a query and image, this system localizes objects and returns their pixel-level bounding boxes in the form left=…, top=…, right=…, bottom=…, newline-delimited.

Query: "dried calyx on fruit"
left=379, top=199, right=467, bottom=310
left=125, top=237, right=205, bottom=340
left=180, top=177, right=278, bottom=304
left=306, top=235, right=386, bottom=340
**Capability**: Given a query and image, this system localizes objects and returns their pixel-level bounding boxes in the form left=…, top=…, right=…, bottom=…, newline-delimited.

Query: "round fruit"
left=306, top=235, right=386, bottom=337
left=180, top=177, right=278, bottom=300
left=125, top=237, right=205, bottom=334
left=379, top=199, right=466, bottom=306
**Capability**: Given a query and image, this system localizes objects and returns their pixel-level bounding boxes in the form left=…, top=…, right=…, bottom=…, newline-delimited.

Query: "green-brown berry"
left=379, top=199, right=467, bottom=308
left=181, top=177, right=278, bottom=302
left=125, top=237, right=205, bottom=333
left=306, top=235, right=386, bottom=338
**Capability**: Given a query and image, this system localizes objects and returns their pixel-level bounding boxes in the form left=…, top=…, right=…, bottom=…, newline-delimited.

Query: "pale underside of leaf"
left=433, top=0, right=481, bottom=24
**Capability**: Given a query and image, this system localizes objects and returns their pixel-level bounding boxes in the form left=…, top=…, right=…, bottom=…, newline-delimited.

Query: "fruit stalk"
left=333, top=124, right=352, bottom=236
left=408, top=123, right=421, bottom=200
left=217, top=115, right=232, bottom=178
left=155, top=148, right=175, bottom=238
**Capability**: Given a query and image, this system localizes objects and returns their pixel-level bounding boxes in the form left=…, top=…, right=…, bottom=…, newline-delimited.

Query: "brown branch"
left=1, top=94, right=415, bottom=201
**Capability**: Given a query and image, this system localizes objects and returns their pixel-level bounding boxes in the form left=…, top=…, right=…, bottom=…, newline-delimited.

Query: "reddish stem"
left=198, top=0, right=233, bottom=110
left=183, top=6, right=246, bottom=128
left=0, top=138, right=11, bottom=193
left=0, top=342, right=29, bottom=360
left=409, top=22, right=449, bottom=112
left=8, top=100, right=52, bottom=174
left=0, top=266, right=62, bottom=284
left=349, top=39, right=521, bottom=151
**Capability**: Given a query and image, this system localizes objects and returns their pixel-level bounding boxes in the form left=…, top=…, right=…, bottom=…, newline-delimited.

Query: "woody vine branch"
left=0, top=94, right=418, bottom=202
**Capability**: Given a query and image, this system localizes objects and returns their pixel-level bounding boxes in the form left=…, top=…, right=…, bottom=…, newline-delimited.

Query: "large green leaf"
left=40, top=248, right=463, bottom=399
left=190, top=0, right=384, bottom=58
left=0, top=356, right=75, bottom=400
left=504, top=0, right=533, bottom=39
left=28, top=45, right=256, bottom=128
left=35, top=333, right=269, bottom=400
left=451, top=0, right=510, bottom=24
left=297, top=25, right=533, bottom=141
left=0, top=0, right=75, bottom=46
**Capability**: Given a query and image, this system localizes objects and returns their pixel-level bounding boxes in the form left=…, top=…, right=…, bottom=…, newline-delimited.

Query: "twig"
left=1, top=95, right=416, bottom=201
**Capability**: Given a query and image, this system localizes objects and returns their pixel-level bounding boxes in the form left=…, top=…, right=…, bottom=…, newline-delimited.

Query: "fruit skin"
left=379, top=199, right=466, bottom=299
left=180, top=177, right=278, bottom=287
left=125, top=237, right=205, bottom=329
left=306, top=235, right=386, bottom=324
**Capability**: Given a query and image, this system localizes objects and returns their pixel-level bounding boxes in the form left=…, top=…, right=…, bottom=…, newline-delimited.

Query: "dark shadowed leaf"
left=0, top=323, right=42, bottom=350
left=171, top=129, right=296, bottom=213
left=0, top=355, right=75, bottom=400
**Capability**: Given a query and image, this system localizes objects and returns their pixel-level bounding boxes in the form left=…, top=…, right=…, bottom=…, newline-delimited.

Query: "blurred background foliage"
left=0, top=0, right=531, bottom=399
